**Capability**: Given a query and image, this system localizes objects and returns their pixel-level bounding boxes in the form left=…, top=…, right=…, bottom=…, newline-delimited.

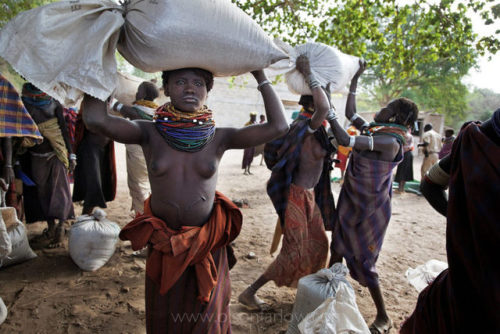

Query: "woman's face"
left=165, top=70, right=208, bottom=112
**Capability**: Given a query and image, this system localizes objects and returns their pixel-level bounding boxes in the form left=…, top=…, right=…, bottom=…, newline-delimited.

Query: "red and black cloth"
left=401, top=110, right=500, bottom=333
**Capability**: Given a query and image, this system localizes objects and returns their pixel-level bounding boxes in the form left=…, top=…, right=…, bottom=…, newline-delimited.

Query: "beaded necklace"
left=154, top=102, right=215, bottom=152
left=365, top=122, right=408, bottom=145
left=21, top=84, right=53, bottom=107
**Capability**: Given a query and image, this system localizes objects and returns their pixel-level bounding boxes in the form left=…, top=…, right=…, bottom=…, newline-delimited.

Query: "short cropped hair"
left=162, top=68, right=214, bottom=92
left=138, top=81, right=159, bottom=101
left=424, top=123, right=433, bottom=132
left=444, top=129, right=454, bottom=137
left=298, top=95, right=314, bottom=110
left=386, top=97, right=419, bottom=128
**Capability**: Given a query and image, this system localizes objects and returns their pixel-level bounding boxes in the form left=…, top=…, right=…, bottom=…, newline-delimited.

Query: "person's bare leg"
left=238, top=275, right=270, bottom=310
left=46, top=218, right=56, bottom=238
left=328, top=249, right=343, bottom=267
left=368, top=284, right=392, bottom=333
left=82, top=204, right=94, bottom=215
left=398, top=180, right=406, bottom=193
left=260, top=155, right=264, bottom=166
left=248, top=165, right=253, bottom=175
left=47, top=219, right=65, bottom=248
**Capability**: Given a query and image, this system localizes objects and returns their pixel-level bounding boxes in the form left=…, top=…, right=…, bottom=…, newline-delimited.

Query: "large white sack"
left=286, top=263, right=352, bottom=334
left=0, top=207, right=37, bottom=268
left=0, top=210, right=11, bottom=260
left=69, top=209, right=120, bottom=271
left=298, top=283, right=370, bottom=334
left=405, top=259, right=448, bottom=293
left=0, top=297, right=7, bottom=325
left=267, top=41, right=360, bottom=96
left=0, top=0, right=287, bottom=105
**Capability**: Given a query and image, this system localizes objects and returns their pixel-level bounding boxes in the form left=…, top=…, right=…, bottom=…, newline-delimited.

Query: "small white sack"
left=298, top=283, right=370, bottom=334
left=405, top=259, right=448, bottom=293
left=0, top=297, right=7, bottom=325
left=267, top=41, right=360, bottom=95
left=0, top=207, right=37, bottom=268
left=69, top=209, right=120, bottom=272
left=0, top=211, right=11, bottom=260
left=0, top=0, right=287, bottom=104
left=287, top=263, right=351, bottom=334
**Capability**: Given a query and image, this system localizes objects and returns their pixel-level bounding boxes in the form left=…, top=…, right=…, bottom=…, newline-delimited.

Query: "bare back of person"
left=292, top=133, right=327, bottom=189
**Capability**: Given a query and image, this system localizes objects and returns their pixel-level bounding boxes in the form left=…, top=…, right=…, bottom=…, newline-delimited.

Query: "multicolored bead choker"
left=21, top=83, right=53, bottom=107
left=366, top=122, right=408, bottom=145
left=154, top=102, right=216, bottom=152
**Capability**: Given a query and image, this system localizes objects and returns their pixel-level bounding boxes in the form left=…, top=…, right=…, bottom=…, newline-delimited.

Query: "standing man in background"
left=418, top=123, right=442, bottom=179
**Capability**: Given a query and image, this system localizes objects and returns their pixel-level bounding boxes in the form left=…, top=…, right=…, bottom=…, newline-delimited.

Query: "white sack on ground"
left=69, top=209, right=120, bottom=272
left=0, top=0, right=287, bottom=105
left=0, top=297, right=7, bottom=325
left=405, top=259, right=448, bottom=293
left=0, top=207, right=37, bottom=268
left=0, top=210, right=11, bottom=260
left=267, top=41, right=360, bottom=95
left=298, top=283, right=370, bottom=334
left=286, top=263, right=352, bottom=334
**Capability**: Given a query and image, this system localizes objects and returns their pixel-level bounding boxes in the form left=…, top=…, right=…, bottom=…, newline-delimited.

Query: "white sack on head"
left=0, top=0, right=287, bottom=105
left=267, top=41, right=360, bottom=95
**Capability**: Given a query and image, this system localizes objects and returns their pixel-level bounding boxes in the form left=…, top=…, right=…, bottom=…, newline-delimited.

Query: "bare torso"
left=139, top=121, right=228, bottom=229
left=292, top=133, right=327, bottom=189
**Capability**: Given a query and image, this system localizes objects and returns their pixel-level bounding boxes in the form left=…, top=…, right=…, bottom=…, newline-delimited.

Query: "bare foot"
left=46, top=225, right=65, bottom=249
left=238, top=288, right=269, bottom=311
left=369, top=317, right=393, bottom=334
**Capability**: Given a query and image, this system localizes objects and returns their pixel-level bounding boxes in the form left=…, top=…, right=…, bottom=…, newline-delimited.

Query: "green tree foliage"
left=0, top=1, right=54, bottom=29
left=233, top=0, right=498, bottom=118
left=466, top=88, right=500, bottom=122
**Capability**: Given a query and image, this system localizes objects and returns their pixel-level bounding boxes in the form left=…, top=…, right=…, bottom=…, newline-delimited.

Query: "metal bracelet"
left=69, top=153, right=77, bottom=161
left=349, top=113, right=360, bottom=122
left=257, top=80, right=271, bottom=91
left=116, top=103, right=124, bottom=112
left=368, top=136, right=374, bottom=151
left=349, top=91, right=356, bottom=95
left=348, top=136, right=355, bottom=148
left=326, top=108, right=338, bottom=121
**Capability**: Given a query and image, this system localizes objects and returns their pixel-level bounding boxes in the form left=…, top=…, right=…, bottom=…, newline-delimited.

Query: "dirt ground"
left=0, top=145, right=447, bottom=334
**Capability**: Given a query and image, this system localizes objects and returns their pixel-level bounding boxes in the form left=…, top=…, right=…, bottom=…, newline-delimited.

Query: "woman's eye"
left=176, top=79, right=185, bottom=85
left=194, top=81, right=203, bottom=87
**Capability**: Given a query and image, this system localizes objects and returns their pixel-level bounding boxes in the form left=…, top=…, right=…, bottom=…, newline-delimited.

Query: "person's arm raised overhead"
left=345, top=59, right=369, bottom=131
left=222, top=70, right=288, bottom=150
left=82, top=94, right=143, bottom=145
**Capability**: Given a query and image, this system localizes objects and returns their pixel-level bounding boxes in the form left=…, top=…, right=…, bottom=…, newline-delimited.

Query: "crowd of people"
left=0, top=51, right=497, bottom=333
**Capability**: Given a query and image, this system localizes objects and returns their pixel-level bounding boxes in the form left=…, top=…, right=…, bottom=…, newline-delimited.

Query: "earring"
left=389, top=116, right=396, bottom=123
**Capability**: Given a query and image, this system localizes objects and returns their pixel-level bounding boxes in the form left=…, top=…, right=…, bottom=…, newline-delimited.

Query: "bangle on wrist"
left=257, top=80, right=271, bottom=91
left=368, top=136, right=374, bottom=151
left=349, top=114, right=360, bottom=122
left=115, top=103, right=124, bottom=112
left=4, top=165, right=12, bottom=168
left=326, top=108, right=338, bottom=121
left=348, top=136, right=355, bottom=148
left=69, top=153, right=77, bottom=161
left=349, top=91, right=356, bottom=95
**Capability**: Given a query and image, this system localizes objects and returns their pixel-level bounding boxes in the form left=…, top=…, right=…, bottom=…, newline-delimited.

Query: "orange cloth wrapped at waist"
left=119, top=192, right=242, bottom=303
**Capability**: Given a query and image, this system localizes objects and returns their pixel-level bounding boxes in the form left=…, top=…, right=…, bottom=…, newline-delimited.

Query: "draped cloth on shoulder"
left=400, top=115, right=500, bottom=334
left=0, top=74, right=42, bottom=146
left=264, top=117, right=336, bottom=230
left=37, top=118, right=69, bottom=169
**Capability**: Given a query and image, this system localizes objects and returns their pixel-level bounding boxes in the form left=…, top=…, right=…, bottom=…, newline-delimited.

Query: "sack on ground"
left=0, top=0, right=287, bottom=104
left=405, top=259, right=448, bottom=293
left=286, top=263, right=352, bottom=334
left=69, top=209, right=120, bottom=271
left=0, top=207, right=37, bottom=268
left=0, top=211, right=11, bottom=260
left=0, top=297, right=7, bottom=325
left=267, top=41, right=359, bottom=95
left=298, top=282, right=370, bottom=334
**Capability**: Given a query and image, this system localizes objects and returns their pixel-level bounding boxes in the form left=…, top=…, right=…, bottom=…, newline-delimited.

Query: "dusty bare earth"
left=0, top=145, right=446, bottom=334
